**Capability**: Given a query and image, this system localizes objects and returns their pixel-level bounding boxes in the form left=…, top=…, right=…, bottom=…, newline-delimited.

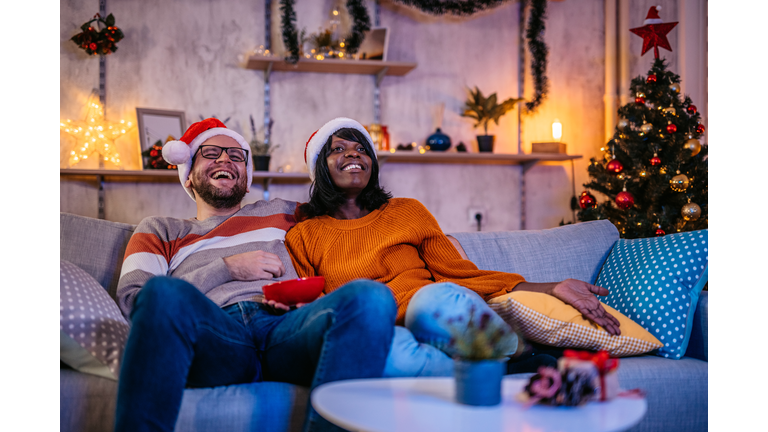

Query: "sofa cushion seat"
left=618, top=356, right=708, bottom=432
left=60, top=368, right=310, bottom=432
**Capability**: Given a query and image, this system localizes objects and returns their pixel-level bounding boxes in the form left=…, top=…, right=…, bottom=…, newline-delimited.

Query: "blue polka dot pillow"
left=595, top=230, right=708, bottom=359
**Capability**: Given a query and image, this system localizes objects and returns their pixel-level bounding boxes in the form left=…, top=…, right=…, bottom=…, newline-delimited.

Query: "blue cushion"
left=596, top=230, right=708, bottom=359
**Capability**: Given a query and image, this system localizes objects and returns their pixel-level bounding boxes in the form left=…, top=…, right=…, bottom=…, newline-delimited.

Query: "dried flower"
left=523, top=364, right=598, bottom=407
left=447, top=305, right=519, bottom=360
left=248, top=116, right=279, bottom=156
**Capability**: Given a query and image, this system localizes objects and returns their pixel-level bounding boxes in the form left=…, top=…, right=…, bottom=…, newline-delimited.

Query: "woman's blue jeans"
left=115, top=276, right=396, bottom=432
left=383, top=282, right=517, bottom=377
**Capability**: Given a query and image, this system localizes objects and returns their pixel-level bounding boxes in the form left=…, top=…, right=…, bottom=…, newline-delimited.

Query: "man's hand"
left=262, top=299, right=308, bottom=311
left=550, top=279, right=621, bottom=336
left=223, top=251, right=285, bottom=281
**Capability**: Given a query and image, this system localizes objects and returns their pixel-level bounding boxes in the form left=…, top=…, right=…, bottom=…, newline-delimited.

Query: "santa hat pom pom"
left=162, top=140, right=192, bottom=165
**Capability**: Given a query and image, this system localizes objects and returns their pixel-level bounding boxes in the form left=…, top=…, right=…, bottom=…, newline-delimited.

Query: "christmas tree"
left=577, top=6, right=707, bottom=239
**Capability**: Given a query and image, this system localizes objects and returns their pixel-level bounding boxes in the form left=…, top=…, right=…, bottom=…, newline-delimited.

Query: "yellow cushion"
left=488, top=291, right=662, bottom=357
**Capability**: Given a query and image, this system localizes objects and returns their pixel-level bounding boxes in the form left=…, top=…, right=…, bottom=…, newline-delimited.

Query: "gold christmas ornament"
left=670, top=171, right=690, bottom=192
left=663, top=106, right=676, bottom=115
left=681, top=202, right=702, bottom=221
left=618, top=118, right=629, bottom=128
left=640, top=122, right=653, bottom=134
left=636, top=92, right=646, bottom=98
left=670, top=83, right=681, bottom=93
left=684, top=138, right=702, bottom=156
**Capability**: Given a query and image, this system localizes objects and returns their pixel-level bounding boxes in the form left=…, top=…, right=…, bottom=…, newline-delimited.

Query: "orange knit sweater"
left=285, top=198, right=526, bottom=324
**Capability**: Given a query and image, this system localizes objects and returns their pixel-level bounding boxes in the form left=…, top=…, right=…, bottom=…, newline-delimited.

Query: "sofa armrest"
left=684, top=290, right=708, bottom=361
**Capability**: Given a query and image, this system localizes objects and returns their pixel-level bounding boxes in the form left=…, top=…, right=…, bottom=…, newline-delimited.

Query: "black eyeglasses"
left=195, top=145, right=249, bottom=163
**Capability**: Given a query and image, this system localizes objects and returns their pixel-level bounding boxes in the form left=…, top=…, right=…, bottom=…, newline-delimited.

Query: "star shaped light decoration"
left=629, top=5, right=678, bottom=59
left=60, top=90, right=133, bottom=168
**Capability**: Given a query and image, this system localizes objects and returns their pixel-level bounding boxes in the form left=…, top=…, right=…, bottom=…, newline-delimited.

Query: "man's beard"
left=190, top=170, right=248, bottom=210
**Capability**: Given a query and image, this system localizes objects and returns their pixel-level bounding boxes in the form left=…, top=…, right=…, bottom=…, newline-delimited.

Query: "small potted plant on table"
left=461, top=86, right=522, bottom=152
left=249, top=116, right=278, bottom=171
left=448, top=305, right=521, bottom=406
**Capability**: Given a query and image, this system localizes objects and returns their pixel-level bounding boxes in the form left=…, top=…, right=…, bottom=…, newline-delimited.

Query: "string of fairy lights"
left=61, top=90, right=132, bottom=168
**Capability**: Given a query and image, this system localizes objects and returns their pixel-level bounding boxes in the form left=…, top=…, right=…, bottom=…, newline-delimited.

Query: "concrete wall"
left=61, top=0, right=698, bottom=232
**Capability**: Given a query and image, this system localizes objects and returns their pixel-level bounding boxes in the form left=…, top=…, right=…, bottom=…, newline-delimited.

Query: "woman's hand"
left=514, top=279, right=621, bottom=336
left=550, top=279, right=621, bottom=336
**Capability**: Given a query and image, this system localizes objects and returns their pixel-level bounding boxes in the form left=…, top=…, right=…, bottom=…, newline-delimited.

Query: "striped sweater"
left=116, top=199, right=299, bottom=318
left=285, top=198, right=526, bottom=324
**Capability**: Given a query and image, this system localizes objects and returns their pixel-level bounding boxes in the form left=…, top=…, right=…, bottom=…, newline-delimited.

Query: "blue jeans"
left=115, top=276, right=396, bottom=432
left=383, top=282, right=518, bottom=377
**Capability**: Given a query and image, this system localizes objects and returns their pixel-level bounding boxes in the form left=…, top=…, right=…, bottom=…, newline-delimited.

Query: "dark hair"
left=300, top=128, right=392, bottom=218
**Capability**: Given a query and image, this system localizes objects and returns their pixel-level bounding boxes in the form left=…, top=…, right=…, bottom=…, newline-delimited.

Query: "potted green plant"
left=461, top=86, right=523, bottom=152
left=249, top=116, right=278, bottom=171
left=447, top=305, right=521, bottom=406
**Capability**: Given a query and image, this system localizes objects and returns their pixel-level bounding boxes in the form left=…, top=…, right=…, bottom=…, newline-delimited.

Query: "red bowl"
left=262, top=276, right=325, bottom=306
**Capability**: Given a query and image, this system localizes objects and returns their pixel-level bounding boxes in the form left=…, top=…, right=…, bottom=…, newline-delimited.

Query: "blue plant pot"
left=426, top=128, right=451, bottom=151
left=454, top=359, right=504, bottom=406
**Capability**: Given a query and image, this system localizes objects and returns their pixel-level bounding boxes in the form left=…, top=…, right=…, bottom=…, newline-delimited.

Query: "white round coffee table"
left=312, top=377, right=646, bottom=432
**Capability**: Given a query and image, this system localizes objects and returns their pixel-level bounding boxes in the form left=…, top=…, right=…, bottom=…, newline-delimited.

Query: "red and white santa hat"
left=162, top=117, right=253, bottom=200
left=643, top=6, right=663, bottom=25
left=304, top=117, right=376, bottom=181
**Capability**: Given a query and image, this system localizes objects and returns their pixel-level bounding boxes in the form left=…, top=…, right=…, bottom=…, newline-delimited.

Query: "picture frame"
left=135, top=108, right=187, bottom=169
left=356, top=27, right=389, bottom=61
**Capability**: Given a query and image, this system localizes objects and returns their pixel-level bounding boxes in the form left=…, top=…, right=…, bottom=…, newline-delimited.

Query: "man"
left=114, top=118, right=397, bottom=432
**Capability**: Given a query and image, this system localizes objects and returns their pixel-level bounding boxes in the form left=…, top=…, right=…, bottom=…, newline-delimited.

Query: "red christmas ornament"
left=630, top=6, right=679, bottom=59
left=650, top=154, right=661, bottom=166
left=635, top=97, right=646, bottom=105
left=687, top=105, right=697, bottom=115
left=615, top=190, right=635, bottom=210
left=89, top=42, right=97, bottom=51
left=579, top=191, right=597, bottom=209
left=606, top=159, right=624, bottom=174
left=655, top=228, right=666, bottom=236
left=696, top=123, right=705, bottom=134
left=666, top=123, right=677, bottom=134
left=646, top=74, right=657, bottom=83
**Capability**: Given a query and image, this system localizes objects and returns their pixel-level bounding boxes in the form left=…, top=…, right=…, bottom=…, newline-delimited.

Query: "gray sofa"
left=60, top=212, right=707, bottom=432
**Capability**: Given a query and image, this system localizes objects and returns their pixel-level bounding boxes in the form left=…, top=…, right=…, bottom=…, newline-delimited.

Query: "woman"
left=285, top=118, right=621, bottom=377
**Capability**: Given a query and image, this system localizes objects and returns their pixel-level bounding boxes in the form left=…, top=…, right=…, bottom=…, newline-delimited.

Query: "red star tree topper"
left=629, top=5, right=678, bottom=59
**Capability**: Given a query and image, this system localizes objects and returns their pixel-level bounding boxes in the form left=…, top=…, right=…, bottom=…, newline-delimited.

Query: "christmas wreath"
left=70, top=13, right=124, bottom=56
left=281, top=0, right=370, bottom=64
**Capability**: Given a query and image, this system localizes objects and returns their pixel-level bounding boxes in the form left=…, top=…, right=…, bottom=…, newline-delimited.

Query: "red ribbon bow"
left=563, top=349, right=619, bottom=373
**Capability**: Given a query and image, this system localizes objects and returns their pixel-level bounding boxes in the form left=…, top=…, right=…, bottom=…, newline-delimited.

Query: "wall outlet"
left=468, top=208, right=486, bottom=228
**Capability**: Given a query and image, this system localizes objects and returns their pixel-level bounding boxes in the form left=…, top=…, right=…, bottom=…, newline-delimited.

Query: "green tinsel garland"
left=280, top=0, right=370, bottom=64
left=278, top=0, right=548, bottom=112
left=345, top=0, right=371, bottom=55
left=390, top=0, right=508, bottom=16
left=280, top=0, right=300, bottom=64
left=524, top=0, right=548, bottom=112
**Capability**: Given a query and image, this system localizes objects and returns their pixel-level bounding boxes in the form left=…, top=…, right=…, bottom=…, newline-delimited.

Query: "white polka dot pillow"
left=60, top=260, right=130, bottom=380
left=596, top=230, right=708, bottom=359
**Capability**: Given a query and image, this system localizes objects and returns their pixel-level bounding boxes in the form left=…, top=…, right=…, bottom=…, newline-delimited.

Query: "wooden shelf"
left=376, top=151, right=582, bottom=165
left=245, top=55, right=417, bottom=77
left=60, top=169, right=310, bottom=183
